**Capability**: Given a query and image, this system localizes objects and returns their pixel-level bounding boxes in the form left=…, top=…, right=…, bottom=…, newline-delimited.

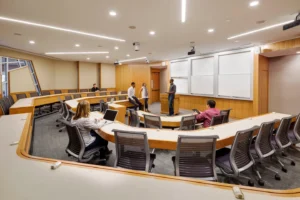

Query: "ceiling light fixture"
left=149, top=31, right=155, bottom=35
left=126, top=54, right=130, bottom=57
left=118, top=57, right=147, bottom=63
left=86, top=58, right=90, bottom=60
left=75, top=44, right=80, bottom=47
left=0, top=16, right=125, bottom=42
left=109, top=11, right=117, bottom=16
left=249, top=1, right=259, bottom=7
left=29, top=40, right=35, bottom=44
left=45, top=51, right=109, bottom=55
left=181, top=0, right=186, bottom=23
left=114, top=46, right=119, bottom=50
left=106, top=56, right=110, bottom=58
left=297, top=51, right=300, bottom=54
left=208, top=29, right=214, bottom=33
left=227, top=20, right=294, bottom=40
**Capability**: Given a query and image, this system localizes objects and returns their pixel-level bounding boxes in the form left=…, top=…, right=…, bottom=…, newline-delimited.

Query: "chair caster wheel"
left=248, top=180, right=254, bottom=187
left=275, top=174, right=281, bottom=181
left=152, top=164, right=155, bottom=168
left=291, top=161, right=296, bottom=166
left=282, top=167, right=287, bottom=173
left=56, top=124, right=59, bottom=127
left=59, top=130, right=62, bottom=132
left=258, top=179, right=264, bottom=186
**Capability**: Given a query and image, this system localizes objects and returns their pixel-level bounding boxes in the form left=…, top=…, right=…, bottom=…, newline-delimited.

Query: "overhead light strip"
left=45, top=52, right=109, bottom=55
left=228, top=20, right=294, bottom=40
left=0, top=16, right=126, bottom=42
left=119, top=57, right=147, bottom=63
left=181, top=0, right=186, bottom=23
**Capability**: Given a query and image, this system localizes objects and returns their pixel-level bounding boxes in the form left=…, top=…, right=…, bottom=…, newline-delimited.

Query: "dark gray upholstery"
left=143, top=114, right=162, bottom=129
left=113, top=129, right=156, bottom=172
left=210, top=115, right=224, bottom=126
left=16, top=93, right=27, bottom=100
left=64, top=95, right=73, bottom=101
left=30, top=92, right=39, bottom=97
left=80, top=89, right=89, bottom=92
left=0, top=99, right=8, bottom=115
left=73, top=94, right=81, bottom=99
left=220, top=109, right=231, bottom=123
left=172, top=135, right=219, bottom=180
left=110, top=91, right=117, bottom=95
left=100, top=88, right=107, bottom=91
left=120, top=91, right=127, bottom=94
left=99, top=92, right=107, bottom=96
left=54, top=90, right=62, bottom=94
left=87, top=93, right=96, bottom=97
left=68, top=89, right=77, bottom=93
left=107, top=97, right=113, bottom=102
left=8, top=95, right=15, bottom=105
left=129, top=109, right=140, bottom=127
left=179, top=115, right=196, bottom=130
left=289, top=113, right=300, bottom=144
left=99, top=101, right=108, bottom=113
left=118, top=96, right=126, bottom=100
left=42, top=91, right=50, bottom=96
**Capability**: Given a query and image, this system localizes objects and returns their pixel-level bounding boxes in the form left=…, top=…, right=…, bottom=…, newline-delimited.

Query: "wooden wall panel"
left=262, top=37, right=300, bottom=53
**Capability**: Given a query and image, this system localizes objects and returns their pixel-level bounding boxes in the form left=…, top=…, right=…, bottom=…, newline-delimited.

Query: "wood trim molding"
left=261, top=37, right=300, bottom=53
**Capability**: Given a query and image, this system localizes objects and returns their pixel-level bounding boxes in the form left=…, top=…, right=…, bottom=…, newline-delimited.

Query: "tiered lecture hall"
left=1, top=0, right=300, bottom=199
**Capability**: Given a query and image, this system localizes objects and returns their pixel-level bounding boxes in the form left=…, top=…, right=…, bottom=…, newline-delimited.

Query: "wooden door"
left=151, top=69, right=160, bottom=103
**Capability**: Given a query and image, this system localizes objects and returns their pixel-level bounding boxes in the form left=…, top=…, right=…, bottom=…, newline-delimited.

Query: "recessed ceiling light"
left=149, top=31, right=155, bottom=35
left=228, top=20, right=294, bottom=40
left=75, top=44, right=80, bottom=47
left=249, top=1, right=259, bottom=7
left=109, top=11, right=117, bottom=16
left=106, top=56, right=110, bottom=58
left=126, top=54, right=130, bottom=57
left=45, top=51, right=109, bottom=55
left=235, top=40, right=239, bottom=43
left=14, top=33, right=22, bottom=36
left=297, top=51, right=300, bottom=54
left=0, top=16, right=125, bottom=42
left=129, top=26, right=136, bottom=29
left=119, top=63, right=122, bottom=65
left=86, top=58, right=90, bottom=60
left=208, top=29, right=214, bottom=33
left=226, top=19, right=231, bottom=22
left=181, top=0, right=186, bottom=23
left=29, top=40, right=35, bottom=44
left=114, top=46, right=119, bottom=50
left=119, top=57, right=147, bottom=63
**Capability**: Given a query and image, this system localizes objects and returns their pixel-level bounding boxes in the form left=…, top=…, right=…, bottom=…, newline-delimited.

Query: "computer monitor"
left=103, top=109, right=118, bottom=121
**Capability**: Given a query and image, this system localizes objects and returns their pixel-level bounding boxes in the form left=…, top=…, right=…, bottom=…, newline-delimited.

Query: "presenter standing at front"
left=166, top=78, right=176, bottom=116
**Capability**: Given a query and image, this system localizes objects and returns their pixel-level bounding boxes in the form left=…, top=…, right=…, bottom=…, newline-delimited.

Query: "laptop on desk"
left=102, top=109, right=118, bottom=125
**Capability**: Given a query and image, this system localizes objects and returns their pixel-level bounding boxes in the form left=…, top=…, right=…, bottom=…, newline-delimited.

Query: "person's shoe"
left=105, top=150, right=112, bottom=155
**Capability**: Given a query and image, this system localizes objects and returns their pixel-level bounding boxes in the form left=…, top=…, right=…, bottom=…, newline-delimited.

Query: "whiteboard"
left=191, top=75, right=214, bottom=95
left=218, top=74, right=251, bottom=98
left=219, top=51, right=252, bottom=75
left=172, top=78, right=188, bottom=94
left=191, top=57, right=214, bottom=76
left=170, top=60, right=189, bottom=77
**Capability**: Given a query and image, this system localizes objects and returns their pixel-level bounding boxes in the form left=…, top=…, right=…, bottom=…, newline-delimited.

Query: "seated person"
left=128, top=82, right=143, bottom=110
left=195, top=100, right=220, bottom=128
left=71, top=100, right=111, bottom=155
left=91, top=83, right=99, bottom=92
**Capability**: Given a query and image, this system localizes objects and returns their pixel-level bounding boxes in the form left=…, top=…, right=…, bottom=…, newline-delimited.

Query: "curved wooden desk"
left=2, top=113, right=300, bottom=199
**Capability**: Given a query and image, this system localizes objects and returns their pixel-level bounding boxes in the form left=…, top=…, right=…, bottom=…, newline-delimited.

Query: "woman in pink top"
left=195, top=100, right=220, bottom=128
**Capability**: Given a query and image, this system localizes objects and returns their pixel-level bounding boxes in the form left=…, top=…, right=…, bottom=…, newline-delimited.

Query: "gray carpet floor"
left=31, top=103, right=300, bottom=190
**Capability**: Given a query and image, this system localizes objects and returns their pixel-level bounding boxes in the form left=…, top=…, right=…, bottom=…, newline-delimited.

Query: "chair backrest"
left=64, top=95, right=73, bottom=101
left=210, top=115, right=224, bottom=126
left=275, top=116, right=293, bottom=149
left=121, top=91, right=127, bottom=94
left=175, top=135, right=219, bottom=180
left=99, top=92, right=107, bottom=96
left=292, top=113, right=300, bottom=142
left=54, top=90, right=62, bottom=94
left=87, top=93, right=96, bottom=97
left=16, top=93, right=27, bottom=100
left=63, top=120, right=86, bottom=160
left=80, top=89, right=89, bottom=92
left=107, top=97, right=113, bottom=102
left=220, top=109, right=231, bottom=123
left=42, top=91, right=50, bottom=96
left=100, top=88, right=107, bottom=91
left=113, top=129, right=151, bottom=172
left=99, top=100, right=108, bottom=113
left=30, top=92, right=39, bottom=97
left=179, top=115, right=196, bottom=130
left=144, top=114, right=162, bottom=129
left=68, top=89, right=77, bottom=93
left=110, top=91, right=117, bottom=95
left=8, top=95, right=15, bottom=105
left=118, top=96, right=126, bottom=100
left=230, top=126, right=259, bottom=174
left=255, top=120, right=277, bottom=159
left=129, top=109, right=140, bottom=127
left=1, top=97, right=11, bottom=115
left=73, top=94, right=81, bottom=99
left=0, top=99, right=8, bottom=115
left=60, top=101, right=69, bottom=120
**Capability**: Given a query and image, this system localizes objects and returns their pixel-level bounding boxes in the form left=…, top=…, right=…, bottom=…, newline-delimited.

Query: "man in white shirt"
left=128, top=82, right=143, bottom=110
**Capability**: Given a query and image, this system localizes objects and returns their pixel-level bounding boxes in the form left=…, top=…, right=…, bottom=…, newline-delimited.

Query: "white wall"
left=269, top=54, right=300, bottom=115
left=101, top=63, right=115, bottom=88
left=79, top=62, right=99, bottom=89
left=9, top=67, right=36, bottom=93
left=54, top=60, right=78, bottom=89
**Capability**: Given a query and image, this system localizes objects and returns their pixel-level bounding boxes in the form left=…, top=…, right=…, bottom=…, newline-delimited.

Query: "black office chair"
left=110, top=91, right=117, bottom=95
left=63, top=120, right=106, bottom=163
left=288, top=113, right=300, bottom=147
left=30, top=92, right=39, bottom=97
left=41, top=91, right=50, bottom=96
left=119, top=96, right=126, bottom=100
left=80, top=89, right=89, bottom=92
left=179, top=115, right=196, bottom=130
left=210, top=115, right=225, bottom=126
left=113, top=129, right=156, bottom=172
left=8, top=95, right=15, bottom=105
left=0, top=99, right=9, bottom=115
left=68, top=89, right=78, bottom=93
left=64, top=95, right=73, bottom=101
left=87, top=93, right=96, bottom=97
left=143, top=114, right=162, bottom=129
left=73, top=94, right=82, bottom=99
left=99, top=92, right=107, bottom=96
left=120, top=91, right=127, bottom=94
left=128, top=109, right=140, bottom=127
left=100, top=88, right=107, bottom=91
left=99, top=101, right=108, bottom=113
left=220, top=109, right=232, bottom=123
left=16, top=93, right=27, bottom=100
left=54, top=90, right=62, bottom=94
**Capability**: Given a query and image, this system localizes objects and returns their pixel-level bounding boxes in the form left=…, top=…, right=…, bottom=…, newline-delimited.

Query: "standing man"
left=166, top=78, right=176, bottom=116
left=128, top=82, right=143, bottom=110
left=91, top=83, right=99, bottom=92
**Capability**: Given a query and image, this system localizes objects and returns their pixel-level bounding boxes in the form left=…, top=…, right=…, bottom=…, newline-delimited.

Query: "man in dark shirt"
left=91, top=83, right=99, bottom=92
left=166, top=79, right=176, bottom=116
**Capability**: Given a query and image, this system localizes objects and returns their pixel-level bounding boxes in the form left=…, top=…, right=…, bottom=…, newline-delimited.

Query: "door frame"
left=150, top=68, right=161, bottom=103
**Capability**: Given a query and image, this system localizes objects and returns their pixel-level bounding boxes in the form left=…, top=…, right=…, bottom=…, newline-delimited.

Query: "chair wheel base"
left=258, top=179, right=264, bottom=186
left=282, top=167, right=287, bottom=173
left=56, top=124, right=59, bottom=127
left=275, top=174, right=281, bottom=181
left=59, top=130, right=63, bottom=132
left=291, top=161, right=296, bottom=166
left=248, top=180, right=255, bottom=187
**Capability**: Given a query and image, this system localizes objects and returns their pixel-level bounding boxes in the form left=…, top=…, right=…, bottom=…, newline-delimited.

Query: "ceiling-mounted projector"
left=283, top=13, right=300, bottom=30
left=188, top=46, right=195, bottom=55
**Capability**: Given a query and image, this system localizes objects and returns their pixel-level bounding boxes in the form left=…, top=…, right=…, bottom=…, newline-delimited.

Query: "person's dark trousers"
left=86, top=130, right=109, bottom=156
left=128, top=96, right=143, bottom=110
left=168, top=95, right=174, bottom=116
left=144, top=98, right=149, bottom=110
